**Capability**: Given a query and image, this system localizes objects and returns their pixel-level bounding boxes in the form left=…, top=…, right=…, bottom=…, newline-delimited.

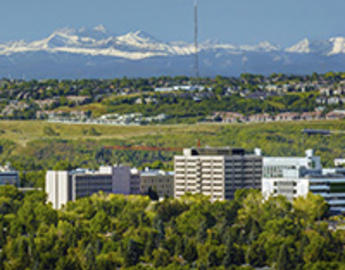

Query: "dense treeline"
left=100, top=91, right=319, bottom=122
left=0, top=186, right=344, bottom=269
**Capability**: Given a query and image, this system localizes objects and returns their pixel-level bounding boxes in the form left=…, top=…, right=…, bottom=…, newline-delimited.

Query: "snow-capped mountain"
left=0, top=25, right=280, bottom=59
left=2, top=25, right=345, bottom=78
left=285, top=38, right=334, bottom=55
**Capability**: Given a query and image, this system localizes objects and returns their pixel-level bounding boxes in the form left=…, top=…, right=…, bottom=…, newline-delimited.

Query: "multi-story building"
left=334, top=158, right=345, bottom=167
left=174, top=147, right=262, bottom=201
left=46, top=171, right=71, bottom=210
left=70, top=169, right=113, bottom=201
left=140, top=169, right=174, bottom=198
left=46, top=168, right=113, bottom=209
left=46, top=165, right=143, bottom=209
left=262, top=150, right=345, bottom=213
left=112, top=166, right=141, bottom=195
left=262, top=168, right=345, bottom=213
left=0, top=171, right=20, bottom=186
left=262, top=149, right=321, bottom=178
left=0, top=163, right=20, bottom=186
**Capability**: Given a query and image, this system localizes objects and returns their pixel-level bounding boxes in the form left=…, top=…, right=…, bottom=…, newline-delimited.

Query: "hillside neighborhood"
left=1, top=73, right=345, bottom=124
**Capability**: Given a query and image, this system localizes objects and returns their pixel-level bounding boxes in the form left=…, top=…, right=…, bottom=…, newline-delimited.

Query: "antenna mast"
left=194, top=0, right=199, bottom=78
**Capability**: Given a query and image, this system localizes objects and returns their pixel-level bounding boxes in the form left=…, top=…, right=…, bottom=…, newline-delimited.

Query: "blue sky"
left=2, top=0, right=345, bottom=46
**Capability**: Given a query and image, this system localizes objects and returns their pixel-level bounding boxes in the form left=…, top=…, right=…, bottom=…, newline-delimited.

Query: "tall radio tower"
left=194, top=0, right=199, bottom=78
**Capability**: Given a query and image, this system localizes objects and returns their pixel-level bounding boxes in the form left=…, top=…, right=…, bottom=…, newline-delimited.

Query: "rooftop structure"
left=183, top=147, right=246, bottom=157
left=262, top=149, right=322, bottom=178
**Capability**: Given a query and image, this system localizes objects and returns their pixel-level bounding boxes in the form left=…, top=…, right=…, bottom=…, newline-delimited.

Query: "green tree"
left=124, top=239, right=143, bottom=267
left=153, top=248, right=170, bottom=267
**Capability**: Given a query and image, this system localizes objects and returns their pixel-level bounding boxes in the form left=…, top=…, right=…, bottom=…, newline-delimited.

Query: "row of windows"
left=274, top=190, right=297, bottom=194
left=274, top=182, right=297, bottom=186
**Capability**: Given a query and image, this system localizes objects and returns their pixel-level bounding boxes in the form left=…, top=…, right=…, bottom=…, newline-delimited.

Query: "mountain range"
left=2, top=25, right=345, bottom=79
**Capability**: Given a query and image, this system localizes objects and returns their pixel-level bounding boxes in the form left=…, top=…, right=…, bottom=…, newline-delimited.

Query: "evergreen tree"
left=124, top=239, right=143, bottom=267
left=277, top=244, right=289, bottom=270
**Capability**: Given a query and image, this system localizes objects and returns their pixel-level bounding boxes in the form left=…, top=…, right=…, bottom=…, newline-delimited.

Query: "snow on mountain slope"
left=329, top=37, right=345, bottom=55
left=286, top=38, right=333, bottom=55
left=286, top=38, right=311, bottom=53
left=0, top=26, right=299, bottom=60
left=2, top=26, right=345, bottom=78
left=0, top=27, right=196, bottom=59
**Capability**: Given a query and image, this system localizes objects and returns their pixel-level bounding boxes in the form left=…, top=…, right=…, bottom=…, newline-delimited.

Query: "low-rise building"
left=334, top=158, right=345, bottom=168
left=262, top=168, right=345, bottom=214
left=213, top=112, right=246, bottom=123
left=326, top=110, right=345, bottom=120
left=248, top=113, right=274, bottom=123
left=274, top=112, right=300, bottom=122
left=46, top=168, right=113, bottom=209
left=112, top=166, right=141, bottom=195
left=0, top=164, right=19, bottom=186
left=262, top=150, right=345, bottom=214
left=300, top=111, right=322, bottom=121
left=0, top=171, right=19, bottom=186
left=140, top=169, right=174, bottom=198
left=262, top=149, right=321, bottom=179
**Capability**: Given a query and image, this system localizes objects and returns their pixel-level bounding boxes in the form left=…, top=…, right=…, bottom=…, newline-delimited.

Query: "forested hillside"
left=0, top=186, right=343, bottom=270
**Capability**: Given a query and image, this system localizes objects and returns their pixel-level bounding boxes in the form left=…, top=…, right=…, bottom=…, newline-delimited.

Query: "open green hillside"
left=1, top=120, right=345, bottom=186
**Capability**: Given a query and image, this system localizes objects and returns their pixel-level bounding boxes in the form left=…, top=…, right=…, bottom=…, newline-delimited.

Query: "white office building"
left=262, top=149, right=321, bottom=178
left=174, top=147, right=262, bottom=201
left=262, top=150, right=345, bottom=213
left=46, top=165, right=143, bottom=209
left=46, top=171, right=71, bottom=210
left=46, top=168, right=113, bottom=209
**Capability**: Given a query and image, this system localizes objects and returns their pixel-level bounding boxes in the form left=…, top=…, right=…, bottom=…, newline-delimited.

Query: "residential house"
left=326, top=110, right=345, bottom=120
left=248, top=113, right=274, bottom=123
left=275, top=112, right=300, bottom=121
left=300, top=111, right=322, bottom=121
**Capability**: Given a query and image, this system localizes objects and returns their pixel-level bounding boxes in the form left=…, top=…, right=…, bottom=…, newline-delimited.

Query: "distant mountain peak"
left=237, top=41, right=279, bottom=53
left=52, top=27, right=77, bottom=36
left=257, top=41, right=280, bottom=51
left=2, top=26, right=345, bottom=78
left=76, top=25, right=111, bottom=40
left=286, top=38, right=333, bottom=55
left=286, top=38, right=311, bottom=53
left=120, top=30, right=159, bottom=43
left=93, top=24, right=107, bottom=33
left=329, top=36, right=345, bottom=55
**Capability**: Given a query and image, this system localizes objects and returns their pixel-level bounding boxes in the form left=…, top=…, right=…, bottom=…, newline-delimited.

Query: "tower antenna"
left=194, top=0, right=200, bottom=78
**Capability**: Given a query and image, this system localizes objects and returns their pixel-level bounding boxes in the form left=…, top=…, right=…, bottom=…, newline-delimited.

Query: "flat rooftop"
left=187, top=147, right=246, bottom=156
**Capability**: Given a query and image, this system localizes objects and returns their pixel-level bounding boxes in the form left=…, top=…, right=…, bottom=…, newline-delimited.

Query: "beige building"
left=174, top=147, right=262, bottom=201
left=140, top=169, right=174, bottom=198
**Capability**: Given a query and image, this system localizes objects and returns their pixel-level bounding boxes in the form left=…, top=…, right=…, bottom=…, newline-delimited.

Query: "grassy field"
left=1, top=120, right=345, bottom=175
left=0, top=119, right=344, bottom=147
left=0, top=121, right=222, bottom=145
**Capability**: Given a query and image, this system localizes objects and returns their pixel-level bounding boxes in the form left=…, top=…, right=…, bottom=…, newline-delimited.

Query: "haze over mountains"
left=2, top=25, right=345, bottom=79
